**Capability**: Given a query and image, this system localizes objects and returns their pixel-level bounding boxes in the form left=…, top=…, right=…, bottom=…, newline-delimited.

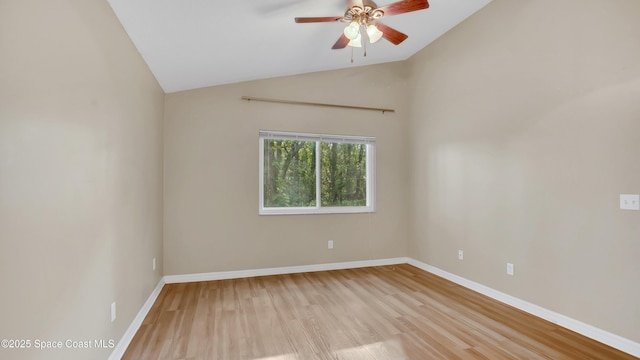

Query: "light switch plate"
left=620, top=194, right=640, bottom=210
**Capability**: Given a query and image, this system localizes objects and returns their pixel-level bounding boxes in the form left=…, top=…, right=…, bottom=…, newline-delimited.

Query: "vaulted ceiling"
left=107, top=0, right=492, bottom=93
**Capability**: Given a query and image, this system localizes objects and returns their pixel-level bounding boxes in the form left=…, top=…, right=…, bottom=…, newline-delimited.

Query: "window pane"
left=320, top=142, right=367, bottom=207
left=263, top=139, right=316, bottom=208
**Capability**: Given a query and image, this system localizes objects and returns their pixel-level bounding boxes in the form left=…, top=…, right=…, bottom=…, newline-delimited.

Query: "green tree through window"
left=263, top=139, right=316, bottom=207
left=260, top=131, right=375, bottom=215
left=320, top=142, right=367, bottom=207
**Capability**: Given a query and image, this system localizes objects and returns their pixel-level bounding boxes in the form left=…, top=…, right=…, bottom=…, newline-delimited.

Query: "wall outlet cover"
left=111, top=302, right=116, bottom=322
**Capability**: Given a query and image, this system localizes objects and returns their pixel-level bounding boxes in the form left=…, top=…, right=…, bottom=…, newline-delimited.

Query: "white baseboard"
left=112, top=258, right=640, bottom=359
left=163, top=257, right=409, bottom=284
left=109, top=278, right=166, bottom=360
left=406, top=258, right=640, bottom=358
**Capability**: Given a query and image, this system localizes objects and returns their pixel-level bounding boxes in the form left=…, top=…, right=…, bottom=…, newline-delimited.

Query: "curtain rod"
left=241, top=96, right=395, bottom=114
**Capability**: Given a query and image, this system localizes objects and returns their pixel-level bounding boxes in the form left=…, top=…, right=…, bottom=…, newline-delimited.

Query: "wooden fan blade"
left=295, top=16, right=343, bottom=23
left=332, top=34, right=350, bottom=49
left=375, top=22, right=408, bottom=45
left=377, top=0, right=429, bottom=16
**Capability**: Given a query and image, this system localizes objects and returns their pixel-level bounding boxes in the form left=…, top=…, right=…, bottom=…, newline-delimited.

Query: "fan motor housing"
left=346, top=1, right=384, bottom=22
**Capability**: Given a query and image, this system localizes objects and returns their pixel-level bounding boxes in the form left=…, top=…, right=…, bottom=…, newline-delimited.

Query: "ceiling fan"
left=294, top=0, right=429, bottom=51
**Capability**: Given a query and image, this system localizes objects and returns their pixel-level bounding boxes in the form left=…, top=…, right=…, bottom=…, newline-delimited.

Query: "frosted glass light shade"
left=366, top=24, right=383, bottom=43
left=347, top=33, right=362, bottom=47
left=343, top=22, right=360, bottom=40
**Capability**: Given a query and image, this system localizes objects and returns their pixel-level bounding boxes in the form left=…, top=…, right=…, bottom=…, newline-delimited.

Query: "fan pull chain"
left=363, top=24, right=367, bottom=57
left=351, top=47, right=354, bottom=63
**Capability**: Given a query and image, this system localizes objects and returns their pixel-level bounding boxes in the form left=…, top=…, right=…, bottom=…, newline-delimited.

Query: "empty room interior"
left=1, top=0, right=639, bottom=359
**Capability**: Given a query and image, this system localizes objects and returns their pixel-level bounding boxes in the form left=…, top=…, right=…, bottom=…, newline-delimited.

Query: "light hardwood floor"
left=123, top=264, right=637, bottom=359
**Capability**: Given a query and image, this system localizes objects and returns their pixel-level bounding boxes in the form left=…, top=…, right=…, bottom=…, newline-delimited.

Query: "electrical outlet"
left=507, top=263, right=514, bottom=276
left=153, top=258, right=156, bottom=271
left=620, top=194, right=640, bottom=210
left=328, top=240, right=334, bottom=249
left=111, top=302, right=116, bottom=322
left=458, top=250, right=464, bottom=260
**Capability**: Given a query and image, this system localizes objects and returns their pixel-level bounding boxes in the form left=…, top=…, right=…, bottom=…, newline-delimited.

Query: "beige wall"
left=0, top=1, right=164, bottom=359
left=407, top=0, right=640, bottom=343
left=164, top=63, right=411, bottom=275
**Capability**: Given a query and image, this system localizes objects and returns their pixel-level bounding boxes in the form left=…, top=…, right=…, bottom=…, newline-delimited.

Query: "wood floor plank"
left=122, top=265, right=637, bottom=359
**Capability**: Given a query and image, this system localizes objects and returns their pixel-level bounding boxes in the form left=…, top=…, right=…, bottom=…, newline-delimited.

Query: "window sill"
left=259, top=206, right=375, bottom=216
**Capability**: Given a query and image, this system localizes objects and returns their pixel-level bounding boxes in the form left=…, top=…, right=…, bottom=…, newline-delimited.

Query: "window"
left=259, top=131, right=375, bottom=215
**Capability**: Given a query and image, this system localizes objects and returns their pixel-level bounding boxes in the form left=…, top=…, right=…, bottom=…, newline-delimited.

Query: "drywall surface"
left=408, top=0, right=640, bottom=343
left=164, top=63, right=411, bottom=275
left=0, top=1, right=164, bottom=359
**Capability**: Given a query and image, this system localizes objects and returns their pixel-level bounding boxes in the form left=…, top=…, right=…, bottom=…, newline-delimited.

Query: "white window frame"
left=259, top=130, right=376, bottom=215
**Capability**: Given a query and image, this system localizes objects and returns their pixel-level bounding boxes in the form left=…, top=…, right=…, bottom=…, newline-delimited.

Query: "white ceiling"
left=107, top=0, right=492, bottom=93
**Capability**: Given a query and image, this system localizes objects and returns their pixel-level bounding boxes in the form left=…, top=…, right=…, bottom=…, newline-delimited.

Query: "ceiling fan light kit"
left=366, top=24, right=384, bottom=44
left=294, top=0, right=429, bottom=61
left=348, top=33, right=363, bottom=48
left=344, top=22, right=361, bottom=40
